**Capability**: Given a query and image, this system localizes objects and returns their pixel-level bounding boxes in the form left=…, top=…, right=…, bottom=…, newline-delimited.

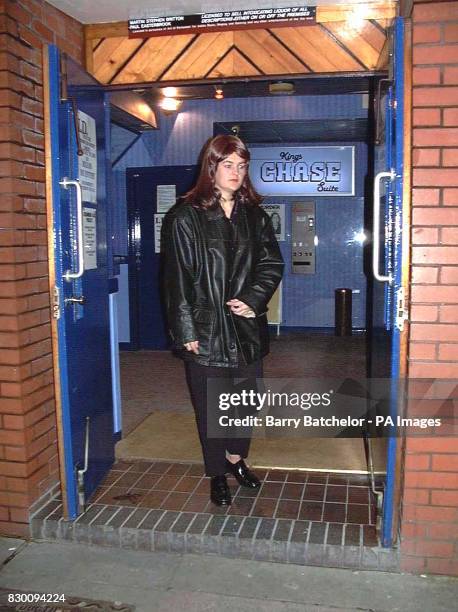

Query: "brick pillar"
left=0, top=0, right=83, bottom=536
left=401, top=0, right=458, bottom=576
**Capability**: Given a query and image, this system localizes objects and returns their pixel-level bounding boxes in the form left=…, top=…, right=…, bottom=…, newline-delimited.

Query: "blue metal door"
left=369, top=18, right=406, bottom=547
left=127, top=166, right=197, bottom=349
left=44, top=46, right=114, bottom=519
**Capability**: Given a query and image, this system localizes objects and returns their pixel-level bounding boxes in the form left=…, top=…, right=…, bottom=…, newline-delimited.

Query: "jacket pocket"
left=192, top=307, right=215, bottom=357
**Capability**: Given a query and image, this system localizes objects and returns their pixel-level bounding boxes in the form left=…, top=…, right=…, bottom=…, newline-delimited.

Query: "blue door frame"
left=45, top=45, right=115, bottom=519
left=44, top=21, right=406, bottom=539
left=377, top=18, right=405, bottom=547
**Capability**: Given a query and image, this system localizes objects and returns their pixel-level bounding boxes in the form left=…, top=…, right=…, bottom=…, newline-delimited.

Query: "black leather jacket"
left=163, top=200, right=284, bottom=367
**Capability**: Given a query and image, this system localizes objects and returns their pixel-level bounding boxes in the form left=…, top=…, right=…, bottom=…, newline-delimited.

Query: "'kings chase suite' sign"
left=249, top=146, right=355, bottom=197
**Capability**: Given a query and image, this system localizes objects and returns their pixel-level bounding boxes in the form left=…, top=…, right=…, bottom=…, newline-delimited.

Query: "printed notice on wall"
left=157, top=185, right=176, bottom=213
left=78, top=110, right=97, bottom=204
left=154, top=214, right=164, bottom=254
left=128, top=7, right=316, bottom=38
left=262, top=202, right=285, bottom=241
left=83, top=208, right=97, bottom=270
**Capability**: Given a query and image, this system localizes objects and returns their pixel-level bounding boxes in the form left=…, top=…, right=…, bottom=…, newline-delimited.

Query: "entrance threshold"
left=31, top=460, right=399, bottom=572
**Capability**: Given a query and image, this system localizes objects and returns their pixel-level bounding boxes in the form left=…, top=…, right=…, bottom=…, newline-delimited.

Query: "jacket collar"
left=203, top=200, right=244, bottom=221
left=204, top=205, right=225, bottom=220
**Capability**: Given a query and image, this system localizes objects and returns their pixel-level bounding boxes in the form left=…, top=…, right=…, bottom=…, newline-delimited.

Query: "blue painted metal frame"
left=48, top=45, right=78, bottom=515
left=384, top=88, right=394, bottom=331
left=382, top=17, right=405, bottom=547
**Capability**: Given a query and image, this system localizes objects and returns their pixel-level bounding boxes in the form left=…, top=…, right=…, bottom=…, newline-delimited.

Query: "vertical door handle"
left=372, top=170, right=396, bottom=283
left=60, top=177, right=84, bottom=282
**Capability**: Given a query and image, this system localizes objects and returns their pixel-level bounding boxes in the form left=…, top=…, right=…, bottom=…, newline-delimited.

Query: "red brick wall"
left=0, top=0, right=83, bottom=536
left=1, top=0, right=457, bottom=577
left=401, top=0, right=458, bottom=576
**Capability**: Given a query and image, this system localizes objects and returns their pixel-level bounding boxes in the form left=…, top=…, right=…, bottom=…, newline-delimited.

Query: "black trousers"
left=185, top=359, right=263, bottom=476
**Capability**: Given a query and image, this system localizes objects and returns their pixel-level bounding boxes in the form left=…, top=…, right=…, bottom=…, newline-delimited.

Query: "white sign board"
left=250, top=146, right=355, bottom=196
left=154, top=213, right=164, bottom=254
left=78, top=110, right=97, bottom=204
left=157, top=185, right=176, bottom=213
left=82, top=207, right=97, bottom=270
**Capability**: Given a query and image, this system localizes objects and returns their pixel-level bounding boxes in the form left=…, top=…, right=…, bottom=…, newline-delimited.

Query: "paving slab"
left=152, top=590, right=360, bottom=611
left=0, top=539, right=457, bottom=612
left=171, top=553, right=458, bottom=612
left=0, top=539, right=26, bottom=566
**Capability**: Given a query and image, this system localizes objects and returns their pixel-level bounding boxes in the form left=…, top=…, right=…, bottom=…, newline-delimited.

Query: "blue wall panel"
left=265, top=143, right=367, bottom=328
left=112, top=94, right=368, bottom=328
left=112, top=169, right=129, bottom=257
left=115, top=94, right=366, bottom=169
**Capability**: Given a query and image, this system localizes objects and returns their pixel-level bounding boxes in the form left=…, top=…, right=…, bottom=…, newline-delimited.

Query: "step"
left=31, top=499, right=399, bottom=572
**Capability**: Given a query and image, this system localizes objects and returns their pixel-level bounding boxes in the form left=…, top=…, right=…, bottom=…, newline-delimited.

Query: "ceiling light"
left=159, top=97, right=182, bottom=112
left=161, top=87, right=178, bottom=98
left=214, top=85, right=224, bottom=100
left=269, top=81, right=295, bottom=95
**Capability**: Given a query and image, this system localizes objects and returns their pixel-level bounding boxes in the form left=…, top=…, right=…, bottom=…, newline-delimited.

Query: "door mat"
left=0, top=588, right=134, bottom=611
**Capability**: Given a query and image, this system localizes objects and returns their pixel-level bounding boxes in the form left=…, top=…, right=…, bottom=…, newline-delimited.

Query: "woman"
left=270, top=212, right=282, bottom=237
left=163, top=135, right=284, bottom=506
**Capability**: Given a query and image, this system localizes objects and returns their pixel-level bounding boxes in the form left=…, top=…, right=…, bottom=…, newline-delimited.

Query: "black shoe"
left=225, top=458, right=261, bottom=489
left=210, top=475, right=232, bottom=506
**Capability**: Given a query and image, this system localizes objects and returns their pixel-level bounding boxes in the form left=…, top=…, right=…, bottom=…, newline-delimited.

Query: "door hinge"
left=395, top=287, right=408, bottom=331
left=52, top=286, right=61, bottom=320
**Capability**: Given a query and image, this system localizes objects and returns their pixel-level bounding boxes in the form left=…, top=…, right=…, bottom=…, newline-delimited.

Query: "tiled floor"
left=90, top=460, right=379, bottom=541
left=120, top=333, right=367, bottom=436
left=32, top=460, right=399, bottom=571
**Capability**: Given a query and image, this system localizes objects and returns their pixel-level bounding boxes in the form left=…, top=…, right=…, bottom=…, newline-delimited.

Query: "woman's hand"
left=184, top=340, right=199, bottom=354
left=226, top=299, right=256, bottom=318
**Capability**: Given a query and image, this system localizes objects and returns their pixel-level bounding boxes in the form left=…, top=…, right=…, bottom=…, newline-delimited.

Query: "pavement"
left=0, top=537, right=457, bottom=611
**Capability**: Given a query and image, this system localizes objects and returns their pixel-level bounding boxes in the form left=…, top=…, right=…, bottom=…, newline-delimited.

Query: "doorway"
left=117, top=109, right=387, bottom=477
left=44, top=19, right=406, bottom=548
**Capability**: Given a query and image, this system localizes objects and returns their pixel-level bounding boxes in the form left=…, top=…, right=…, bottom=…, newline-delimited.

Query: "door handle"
left=64, top=295, right=86, bottom=306
left=372, top=170, right=396, bottom=283
left=60, top=177, right=84, bottom=282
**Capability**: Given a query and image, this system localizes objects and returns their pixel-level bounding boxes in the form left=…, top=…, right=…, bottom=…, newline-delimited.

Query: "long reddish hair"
left=183, top=135, right=262, bottom=209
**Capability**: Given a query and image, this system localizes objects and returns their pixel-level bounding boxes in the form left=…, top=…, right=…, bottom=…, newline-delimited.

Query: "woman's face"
left=214, top=152, right=248, bottom=198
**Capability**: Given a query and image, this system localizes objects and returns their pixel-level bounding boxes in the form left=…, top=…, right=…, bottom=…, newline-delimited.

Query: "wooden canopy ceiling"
left=85, top=3, right=396, bottom=86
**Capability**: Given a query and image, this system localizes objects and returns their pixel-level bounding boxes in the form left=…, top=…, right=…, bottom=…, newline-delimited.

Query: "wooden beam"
left=399, top=0, right=414, bottom=18
left=317, top=3, right=396, bottom=23
left=114, top=34, right=196, bottom=84
left=376, top=35, right=390, bottom=71
left=42, top=45, right=70, bottom=520
left=85, top=21, right=128, bottom=39
left=93, top=37, right=144, bottom=83
left=84, top=27, right=94, bottom=73
left=393, top=16, right=413, bottom=546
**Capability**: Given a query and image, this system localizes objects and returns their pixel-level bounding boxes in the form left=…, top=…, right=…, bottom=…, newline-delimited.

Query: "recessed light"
left=161, top=87, right=178, bottom=98
left=269, top=81, right=295, bottom=95
left=159, top=97, right=182, bottom=112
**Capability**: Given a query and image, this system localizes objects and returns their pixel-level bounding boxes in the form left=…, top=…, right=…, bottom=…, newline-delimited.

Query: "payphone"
left=292, top=200, right=316, bottom=274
